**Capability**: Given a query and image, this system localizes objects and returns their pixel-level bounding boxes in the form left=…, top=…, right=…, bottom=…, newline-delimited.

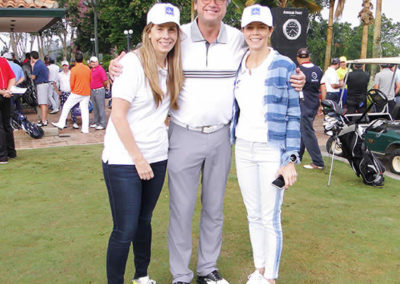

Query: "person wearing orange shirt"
left=52, top=52, right=91, bottom=133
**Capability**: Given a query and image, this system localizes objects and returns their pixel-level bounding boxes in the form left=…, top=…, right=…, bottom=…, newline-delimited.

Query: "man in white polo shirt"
left=321, top=57, right=343, bottom=104
left=110, top=1, right=305, bottom=283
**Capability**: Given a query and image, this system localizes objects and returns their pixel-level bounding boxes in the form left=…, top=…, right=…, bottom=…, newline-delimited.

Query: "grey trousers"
left=167, top=122, right=232, bottom=283
left=90, top=87, right=106, bottom=127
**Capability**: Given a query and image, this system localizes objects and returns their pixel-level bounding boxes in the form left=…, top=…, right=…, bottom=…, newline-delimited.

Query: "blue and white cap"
left=241, top=4, right=273, bottom=28
left=147, top=3, right=180, bottom=26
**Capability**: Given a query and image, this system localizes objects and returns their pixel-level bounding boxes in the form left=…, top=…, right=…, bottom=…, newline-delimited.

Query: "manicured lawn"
left=1, top=144, right=399, bottom=283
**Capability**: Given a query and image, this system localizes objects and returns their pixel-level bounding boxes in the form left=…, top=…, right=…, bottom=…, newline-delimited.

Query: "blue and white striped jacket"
left=230, top=51, right=301, bottom=166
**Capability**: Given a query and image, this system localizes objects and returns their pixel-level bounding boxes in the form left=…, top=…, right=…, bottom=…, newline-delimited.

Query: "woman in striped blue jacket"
left=230, top=5, right=301, bottom=284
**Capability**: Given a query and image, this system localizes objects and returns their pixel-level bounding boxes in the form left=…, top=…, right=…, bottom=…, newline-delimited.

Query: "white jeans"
left=56, top=93, right=89, bottom=132
left=235, top=138, right=284, bottom=280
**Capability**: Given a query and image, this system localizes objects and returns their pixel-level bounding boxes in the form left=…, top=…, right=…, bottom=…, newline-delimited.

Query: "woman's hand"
left=109, top=51, right=126, bottom=80
left=276, top=162, right=297, bottom=190
left=289, top=68, right=306, bottom=91
left=133, top=155, right=154, bottom=180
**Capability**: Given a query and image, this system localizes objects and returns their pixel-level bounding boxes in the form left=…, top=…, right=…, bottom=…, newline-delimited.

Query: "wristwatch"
left=289, top=154, right=298, bottom=164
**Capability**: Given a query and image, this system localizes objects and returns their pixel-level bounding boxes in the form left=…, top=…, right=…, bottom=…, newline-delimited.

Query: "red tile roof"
left=0, top=0, right=58, bottom=8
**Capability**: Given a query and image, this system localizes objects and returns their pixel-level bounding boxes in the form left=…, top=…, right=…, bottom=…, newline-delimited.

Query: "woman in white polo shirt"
left=231, top=5, right=301, bottom=284
left=101, top=3, right=184, bottom=284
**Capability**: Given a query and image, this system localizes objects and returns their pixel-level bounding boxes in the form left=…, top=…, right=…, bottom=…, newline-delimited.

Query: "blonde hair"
left=137, top=23, right=184, bottom=110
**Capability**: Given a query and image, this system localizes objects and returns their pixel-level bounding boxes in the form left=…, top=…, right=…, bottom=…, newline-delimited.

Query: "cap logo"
left=251, top=7, right=260, bottom=15
left=166, top=6, right=174, bottom=16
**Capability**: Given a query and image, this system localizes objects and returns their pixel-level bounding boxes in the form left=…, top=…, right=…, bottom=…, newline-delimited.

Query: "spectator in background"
left=346, top=63, right=369, bottom=114
left=55, top=60, right=79, bottom=129
left=0, top=56, right=16, bottom=164
left=89, top=56, right=108, bottom=130
left=337, top=56, right=349, bottom=105
left=373, top=64, right=400, bottom=114
left=22, top=53, right=30, bottom=65
left=393, top=66, right=400, bottom=103
left=48, top=57, right=60, bottom=114
left=296, top=47, right=325, bottom=170
left=31, top=51, right=50, bottom=126
left=52, top=52, right=91, bottom=133
left=2, top=52, right=25, bottom=113
left=321, top=58, right=343, bottom=104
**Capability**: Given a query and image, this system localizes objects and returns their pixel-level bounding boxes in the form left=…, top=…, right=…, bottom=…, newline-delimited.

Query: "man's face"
left=62, top=65, right=69, bottom=72
left=195, top=0, right=227, bottom=27
left=90, top=61, right=98, bottom=68
left=340, top=62, right=346, bottom=69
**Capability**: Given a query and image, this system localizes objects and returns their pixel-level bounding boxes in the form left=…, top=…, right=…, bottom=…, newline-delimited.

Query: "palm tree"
left=359, top=0, right=374, bottom=59
left=370, top=0, right=382, bottom=76
left=324, top=0, right=346, bottom=70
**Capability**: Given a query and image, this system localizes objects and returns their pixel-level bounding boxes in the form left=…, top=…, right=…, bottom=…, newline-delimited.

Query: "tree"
left=358, top=0, right=374, bottom=59
left=371, top=0, right=382, bottom=77
left=324, top=0, right=346, bottom=70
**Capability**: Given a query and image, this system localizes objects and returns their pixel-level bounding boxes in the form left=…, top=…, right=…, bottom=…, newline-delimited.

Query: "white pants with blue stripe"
left=235, top=138, right=284, bottom=280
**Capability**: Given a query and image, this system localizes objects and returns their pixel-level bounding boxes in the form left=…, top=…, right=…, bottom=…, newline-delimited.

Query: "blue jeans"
left=326, top=92, right=340, bottom=104
left=102, top=160, right=167, bottom=284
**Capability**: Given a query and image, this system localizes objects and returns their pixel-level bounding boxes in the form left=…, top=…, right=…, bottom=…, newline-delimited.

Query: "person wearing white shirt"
left=47, top=58, right=60, bottom=113
left=321, top=58, right=343, bottom=104
left=102, top=3, right=184, bottom=284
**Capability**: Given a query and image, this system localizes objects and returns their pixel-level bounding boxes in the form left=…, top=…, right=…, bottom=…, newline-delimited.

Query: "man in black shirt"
left=346, top=63, right=370, bottom=113
left=297, top=48, right=326, bottom=170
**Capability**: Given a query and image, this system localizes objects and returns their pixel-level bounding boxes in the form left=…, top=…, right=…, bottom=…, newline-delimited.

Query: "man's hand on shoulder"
left=109, top=51, right=126, bottom=80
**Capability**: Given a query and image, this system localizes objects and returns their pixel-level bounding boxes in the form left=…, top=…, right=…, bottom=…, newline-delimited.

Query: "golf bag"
left=322, top=92, right=385, bottom=186
left=10, top=110, right=44, bottom=139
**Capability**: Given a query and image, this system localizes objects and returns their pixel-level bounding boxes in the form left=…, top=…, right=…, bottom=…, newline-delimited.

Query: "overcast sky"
left=321, top=0, right=400, bottom=27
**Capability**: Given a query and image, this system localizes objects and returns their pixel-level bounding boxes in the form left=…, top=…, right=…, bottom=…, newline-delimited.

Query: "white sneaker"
left=51, top=122, right=63, bottom=130
left=95, top=125, right=105, bottom=130
left=90, top=124, right=97, bottom=128
left=246, top=271, right=269, bottom=284
left=132, top=275, right=156, bottom=284
left=81, top=129, right=89, bottom=134
left=73, top=123, right=79, bottom=129
left=50, top=109, right=59, bottom=114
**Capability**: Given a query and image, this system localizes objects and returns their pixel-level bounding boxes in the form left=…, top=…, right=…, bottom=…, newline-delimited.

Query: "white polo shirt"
left=57, top=70, right=71, bottom=92
left=170, top=20, right=247, bottom=127
left=321, top=66, right=340, bottom=93
left=102, top=52, right=170, bottom=165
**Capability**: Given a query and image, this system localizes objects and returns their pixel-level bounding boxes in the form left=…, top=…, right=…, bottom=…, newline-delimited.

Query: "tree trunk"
left=371, top=0, right=382, bottom=76
left=10, top=32, right=19, bottom=56
left=191, top=0, right=194, bottom=21
left=324, top=0, right=335, bottom=70
left=360, top=23, right=369, bottom=59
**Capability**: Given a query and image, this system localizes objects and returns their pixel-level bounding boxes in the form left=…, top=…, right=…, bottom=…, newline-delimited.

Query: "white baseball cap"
left=61, top=60, right=69, bottom=66
left=241, top=4, right=273, bottom=28
left=147, top=3, right=180, bottom=26
left=89, top=56, right=98, bottom=62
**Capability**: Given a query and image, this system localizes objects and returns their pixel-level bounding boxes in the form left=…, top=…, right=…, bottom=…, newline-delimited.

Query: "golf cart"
left=325, top=57, right=400, bottom=175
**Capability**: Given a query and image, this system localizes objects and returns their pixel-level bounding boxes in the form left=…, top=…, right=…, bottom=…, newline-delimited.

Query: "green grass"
left=1, top=145, right=399, bottom=284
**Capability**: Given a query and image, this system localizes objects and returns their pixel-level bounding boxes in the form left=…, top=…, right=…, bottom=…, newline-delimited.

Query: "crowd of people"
left=0, top=50, right=111, bottom=164
left=1, top=0, right=400, bottom=284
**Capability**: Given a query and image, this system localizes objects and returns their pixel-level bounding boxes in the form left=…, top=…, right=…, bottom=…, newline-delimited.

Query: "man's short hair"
left=353, top=63, right=363, bottom=69
left=31, top=51, right=39, bottom=60
left=331, top=58, right=340, bottom=65
left=75, top=52, right=84, bottom=63
left=296, top=47, right=309, bottom=58
left=49, top=57, right=55, bottom=64
left=25, top=52, right=31, bottom=59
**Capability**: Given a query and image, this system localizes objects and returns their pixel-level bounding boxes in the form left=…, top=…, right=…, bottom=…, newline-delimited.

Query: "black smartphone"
left=272, top=175, right=285, bottom=189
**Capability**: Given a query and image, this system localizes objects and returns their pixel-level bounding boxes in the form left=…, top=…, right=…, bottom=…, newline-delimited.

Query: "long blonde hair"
left=137, top=23, right=184, bottom=110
